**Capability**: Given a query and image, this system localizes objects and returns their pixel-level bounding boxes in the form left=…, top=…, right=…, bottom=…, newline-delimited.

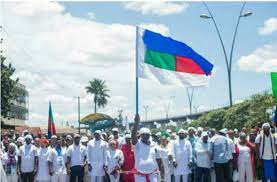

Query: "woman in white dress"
left=159, top=133, right=172, bottom=182
left=106, top=139, right=124, bottom=182
left=36, top=139, right=51, bottom=182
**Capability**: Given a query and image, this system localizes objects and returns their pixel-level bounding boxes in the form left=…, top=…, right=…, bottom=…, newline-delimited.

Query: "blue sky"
left=2, top=1, right=277, bottom=126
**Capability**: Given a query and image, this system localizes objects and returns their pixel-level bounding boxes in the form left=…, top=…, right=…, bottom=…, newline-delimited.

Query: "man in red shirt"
left=120, top=133, right=135, bottom=182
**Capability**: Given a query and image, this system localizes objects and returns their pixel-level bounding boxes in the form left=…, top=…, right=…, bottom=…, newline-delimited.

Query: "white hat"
left=219, top=129, right=227, bottom=134
left=197, top=127, right=203, bottom=132
left=51, top=135, right=57, bottom=139
left=112, top=128, right=119, bottom=132
left=25, top=134, right=33, bottom=140
left=188, top=127, right=196, bottom=131
left=178, top=129, right=186, bottom=134
left=101, top=132, right=107, bottom=136
left=156, top=132, right=161, bottom=136
left=262, top=122, right=270, bottom=128
left=95, top=130, right=101, bottom=134
left=166, top=129, right=172, bottom=133
left=74, top=134, right=80, bottom=138
left=80, top=136, right=88, bottom=142
left=202, top=132, right=209, bottom=137
left=125, top=134, right=131, bottom=139
left=139, top=127, right=151, bottom=135
left=17, top=137, right=24, bottom=143
left=66, top=135, right=72, bottom=140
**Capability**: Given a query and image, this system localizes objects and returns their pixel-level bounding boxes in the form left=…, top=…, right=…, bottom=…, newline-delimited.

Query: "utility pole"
left=187, top=88, right=194, bottom=115
left=74, top=96, right=81, bottom=134
left=143, top=105, right=149, bottom=121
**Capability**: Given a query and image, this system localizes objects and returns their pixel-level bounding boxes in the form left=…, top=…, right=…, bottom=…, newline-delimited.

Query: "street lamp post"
left=74, top=96, right=81, bottom=134
left=200, top=2, right=252, bottom=107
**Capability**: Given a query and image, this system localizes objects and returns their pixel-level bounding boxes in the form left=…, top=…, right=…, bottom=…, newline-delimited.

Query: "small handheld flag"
left=48, top=102, right=56, bottom=139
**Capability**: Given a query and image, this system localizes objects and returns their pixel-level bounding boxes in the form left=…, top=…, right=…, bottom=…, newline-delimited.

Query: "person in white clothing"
left=87, top=130, right=108, bottom=182
left=106, top=139, right=124, bottom=182
left=18, top=135, right=39, bottom=182
left=195, top=132, right=211, bottom=182
left=172, top=129, right=193, bottom=182
left=131, top=114, right=163, bottom=182
left=159, top=133, right=172, bottom=182
left=234, top=132, right=255, bottom=182
left=37, top=139, right=51, bottom=182
left=111, top=128, right=124, bottom=149
left=2, top=143, right=18, bottom=182
left=48, top=138, right=67, bottom=182
left=67, top=134, right=87, bottom=182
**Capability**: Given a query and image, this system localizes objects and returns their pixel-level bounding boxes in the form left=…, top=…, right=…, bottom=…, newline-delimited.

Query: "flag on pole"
left=137, top=28, right=214, bottom=87
left=271, top=72, right=277, bottom=103
left=48, top=102, right=56, bottom=139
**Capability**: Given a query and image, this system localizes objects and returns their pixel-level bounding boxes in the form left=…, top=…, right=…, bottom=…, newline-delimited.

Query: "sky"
left=1, top=1, right=277, bottom=127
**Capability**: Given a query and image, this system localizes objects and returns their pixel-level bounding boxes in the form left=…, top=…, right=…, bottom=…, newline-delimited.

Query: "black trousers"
left=70, top=165, right=84, bottom=182
left=214, top=162, right=232, bottom=182
left=21, top=172, right=34, bottom=182
left=195, top=166, right=211, bottom=182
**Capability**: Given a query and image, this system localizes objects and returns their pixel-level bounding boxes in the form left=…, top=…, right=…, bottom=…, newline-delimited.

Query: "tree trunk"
left=94, top=95, right=97, bottom=113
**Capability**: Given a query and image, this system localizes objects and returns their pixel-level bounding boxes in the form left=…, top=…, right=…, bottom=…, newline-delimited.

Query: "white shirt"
left=255, top=134, right=277, bottom=160
left=159, top=146, right=172, bottom=174
left=47, top=147, right=67, bottom=174
left=134, top=140, right=160, bottom=174
left=227, top=137, right=235, bottom=160
left=106, top=149, right=124, bottom=174
left=67, top=144, right=87, bottom=167
left=87, top=139, right=107, bottom=176
left=172, top=139, right=192, bottom=175
left=37, top=148, right=51, bottom=181
left=195, top=141, right=211, bottom=168
left=18, top=144, right=38, bottom=173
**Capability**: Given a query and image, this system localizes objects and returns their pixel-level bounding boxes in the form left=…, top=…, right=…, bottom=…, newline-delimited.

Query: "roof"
left=40, top=126, right=78, bottom=134
left=15, top=126, right=41, bottom=136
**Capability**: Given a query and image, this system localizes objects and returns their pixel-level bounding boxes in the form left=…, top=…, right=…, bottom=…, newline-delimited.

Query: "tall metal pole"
left=78, top=96, right=80, bottom=134
left=135, top=26, right=139, bottom=115
left=143, top=105, right=149, bottom=121
left=202, top=2, right=249, bottom=107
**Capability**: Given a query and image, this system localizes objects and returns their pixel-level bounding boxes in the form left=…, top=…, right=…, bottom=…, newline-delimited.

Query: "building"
left=2, top=83, right=29, bottom=128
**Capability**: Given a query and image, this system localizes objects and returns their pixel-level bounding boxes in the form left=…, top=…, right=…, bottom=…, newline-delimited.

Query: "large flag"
left=137, top=28, right=214, bottom=87
left=271, top=72, right=277, bottom=103
left=48, top=102, right=56, bottom=139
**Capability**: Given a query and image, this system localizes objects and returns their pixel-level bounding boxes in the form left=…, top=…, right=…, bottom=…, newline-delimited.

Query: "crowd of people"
left=0, top=116, right=277, bottom=182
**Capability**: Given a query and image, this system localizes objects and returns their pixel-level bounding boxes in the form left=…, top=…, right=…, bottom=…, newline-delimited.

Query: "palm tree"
left=86, top=78, right=110, bottom=113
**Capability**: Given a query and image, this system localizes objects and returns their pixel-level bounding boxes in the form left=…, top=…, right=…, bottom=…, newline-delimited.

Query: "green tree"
left=86, top=78, right=110, bottom=113
left=1, top=56, right=19, bottom=118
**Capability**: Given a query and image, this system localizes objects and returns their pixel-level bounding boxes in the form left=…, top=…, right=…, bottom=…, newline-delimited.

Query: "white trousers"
left=108, top=175, right=119, bottom=182
left=174, top=174, right=188, bottom=182
left=6, top=174, right=18, bottom=182
left=90, top=176, right=103, bottom=182
left=238, top=161, right=253, bottom=182
left=135, top=173, right=159, bottom=182
left=51, top=174, right=67, bottom=182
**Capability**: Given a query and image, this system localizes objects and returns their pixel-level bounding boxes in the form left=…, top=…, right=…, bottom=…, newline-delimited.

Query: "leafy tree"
left=86, top=78, right=110, bottom=113
left=1, top=56, right=19, bottom=118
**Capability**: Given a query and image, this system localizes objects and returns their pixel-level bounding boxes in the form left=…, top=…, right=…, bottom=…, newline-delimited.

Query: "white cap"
left=74, top=134, right=80, bottom=138
left=125, top=134, right=131, bottom=139
left=188, top=127, right=196, bottom=131
left=166, top=129, right=172, bottom=133
left=178, top=129, right=186, bottom=134
left=156, top=132, right=161, bottom=136
left=219, top=129, right=227, bottom=134
left=112, top=128, right=119, bottom=132
left=80, top=136, right=88, bottom=142
left=51, top=135, right=57, bottom=139
left=95, top=130, right=101, bottom=134
left=17, top=137, right=24, bottom=143
left=25, top=134, right=33, bottom=140
left=66, top=135, right=72, bottom=140
left=197, top=127, right=203, bottom=132
left=202, top=132, right=209, bottom=137
left=262, top=122, right=270, bottom=128
left=234, top=129, right=238, bottom=132
left=139, top=127, right=151, bottom=135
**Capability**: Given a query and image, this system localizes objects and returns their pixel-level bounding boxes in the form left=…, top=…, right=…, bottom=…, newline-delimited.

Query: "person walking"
left=172, top=129, right=193, bottom=182
left=195, top=132, right=212, bottom=182
left=67, top=134, right=87, bottom=182
left=48, top=138, right=67, bottom=182
left=120, top=134, right=135, bottom=182
left=2, top=143, right=18, bottom=182
left=36, top=139, right=51, bottom=182
left=87, top=130, right=108, bottom=182
left=18, top=135, right=38, bottom=182
left=159, top=132, right=172, bottom=182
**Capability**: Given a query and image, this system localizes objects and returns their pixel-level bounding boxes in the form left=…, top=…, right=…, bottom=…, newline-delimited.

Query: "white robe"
left=237, top=144, right=253, bottom=182
left=159, top=146, right=172, bottom=182
left=87, top=139, right=107, bottom=176
left=172, top=139, right=192, bottom=175
left=37, top=147, right=51, bottom=181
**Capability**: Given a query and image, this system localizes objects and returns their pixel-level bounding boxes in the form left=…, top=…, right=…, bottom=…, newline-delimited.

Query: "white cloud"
left=123, top=2, right=188, bottom=16
left=237, top=43, right=277, bottom=73
left=258, top=17, right=277, bottom=35
left=87, top=12, right=96, bottom=20
left=2, top=2, right=184, bottom=125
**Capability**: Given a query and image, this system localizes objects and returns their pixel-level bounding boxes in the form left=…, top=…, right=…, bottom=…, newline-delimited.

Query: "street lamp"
left=200, top=2, right=252, bottom=106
